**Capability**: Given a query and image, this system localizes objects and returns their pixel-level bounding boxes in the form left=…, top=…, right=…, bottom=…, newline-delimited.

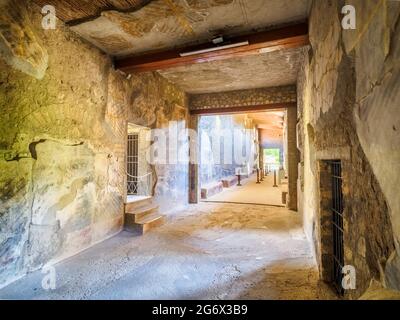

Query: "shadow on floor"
left=173, top=260, right=338, bottom=300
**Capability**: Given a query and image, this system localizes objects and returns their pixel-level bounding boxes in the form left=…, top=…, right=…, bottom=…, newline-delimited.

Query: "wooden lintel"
left=115, top=23, right=309, bottom=73
left=189, top=102, right=297, bottom=116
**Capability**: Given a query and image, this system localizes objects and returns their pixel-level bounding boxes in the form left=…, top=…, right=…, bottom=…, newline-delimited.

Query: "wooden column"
left=188, top=114, right=199, bottom=203
left=258, top=128, right=264, bottom=179
left=286, top=107, right=299, bottom=211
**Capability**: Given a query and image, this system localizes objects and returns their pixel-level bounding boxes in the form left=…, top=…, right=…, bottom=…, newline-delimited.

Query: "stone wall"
left=189, top=85, right=296, bottom=112
left=298, top=0, right=400, bottom=298
left=0, top=2, right=189, bottom=288
left=0, top=3, right=123, bottom=288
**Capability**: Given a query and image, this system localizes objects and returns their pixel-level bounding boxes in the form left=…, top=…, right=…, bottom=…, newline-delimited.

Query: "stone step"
left=201, top=181, right=224, bottom=199
left=221, top=176, right=238, bottom=188
left=125, top=197, right=153, bottom=212
left=124, top=213, right=165, bottom=235
left=125, top=204, right=159, bottom=222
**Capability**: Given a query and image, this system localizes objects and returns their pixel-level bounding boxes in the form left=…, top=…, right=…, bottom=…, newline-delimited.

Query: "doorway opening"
left=319, top=160, right=344, bottom=296
left=126, top=123, right=152, bottom=203
left=196, top=111, right=288, bottom=207
left=329, top=160, right=344, bottom=295
left=263, top=148, right=282, bottom=173
left=127, top=133, right=139, bottom=195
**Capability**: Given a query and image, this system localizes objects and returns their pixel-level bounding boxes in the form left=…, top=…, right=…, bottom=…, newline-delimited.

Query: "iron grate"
left=328, top=160, right=344, bottom=295
left=127, top=134, right=139, bottom=195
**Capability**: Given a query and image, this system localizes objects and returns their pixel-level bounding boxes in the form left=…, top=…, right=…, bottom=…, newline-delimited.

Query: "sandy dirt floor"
left=0, top=196, right=335, bottom=300
left=203, top=174, right=287, bottom=207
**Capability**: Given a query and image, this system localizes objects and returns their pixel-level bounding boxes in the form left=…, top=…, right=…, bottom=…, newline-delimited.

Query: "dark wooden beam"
left=115, top=23, right=309, bottom=73
left=189, top=102, right=297, bottom=116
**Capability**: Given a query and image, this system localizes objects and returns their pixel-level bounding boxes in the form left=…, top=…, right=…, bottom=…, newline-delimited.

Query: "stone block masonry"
left=189, top=85, right=296, bottom=112
left=297, top=0, right=400, bottom=299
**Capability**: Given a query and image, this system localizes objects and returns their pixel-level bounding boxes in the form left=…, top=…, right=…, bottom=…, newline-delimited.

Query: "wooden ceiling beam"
left=115, top=22, right=309, bottom=73
left=189, top=102, right=296, bottom=116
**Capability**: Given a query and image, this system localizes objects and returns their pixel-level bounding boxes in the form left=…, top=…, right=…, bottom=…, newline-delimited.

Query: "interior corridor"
left=203, top=174, right=286, bottom=207
left=1, top=0, right=400, bottom=301
left=0, top=199, right=332, bottom=300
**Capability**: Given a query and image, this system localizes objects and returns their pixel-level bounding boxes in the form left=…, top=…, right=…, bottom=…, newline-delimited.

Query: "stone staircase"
left=124, top=197, right=165, bottom=235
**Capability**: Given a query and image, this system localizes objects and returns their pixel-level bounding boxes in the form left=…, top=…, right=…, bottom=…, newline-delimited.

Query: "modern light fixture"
left=259, top=47, right=274, bottom=54
left=212, top=36, right=224, bottom=44
left=179, top=41, right=249, bottom=57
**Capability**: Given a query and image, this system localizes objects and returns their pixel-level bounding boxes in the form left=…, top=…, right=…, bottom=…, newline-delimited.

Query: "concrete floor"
left=204, top=174, right=287, bottom=207
left=0, top=184, right=334, bottom=300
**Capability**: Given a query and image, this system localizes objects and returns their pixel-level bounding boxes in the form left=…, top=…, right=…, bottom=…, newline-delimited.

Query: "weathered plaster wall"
left=298, top=0, right=400, bottom=298
left=68, top=0, right=309, bottom=57
left=189, top=85, right=296, bottom=112
left=0, top=3, right=189, bottom=288
left=0, top=3, right=126, bottom=288
left=0, top=1, right=48, bottom=79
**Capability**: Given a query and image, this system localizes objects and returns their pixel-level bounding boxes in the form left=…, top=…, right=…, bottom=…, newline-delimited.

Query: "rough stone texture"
left=0, top=0, right=48, bottom=79
left=0, top=3, right=123, bottom=288
left=127, top=72, right=188, bottom=128
left=297, top=0, right=400, bottom=298
left=69, top=0, right=310, bottom=57
left=159, top=48, right=304, bottom=94
left=0, top=4, right=189, bottom=288
left=344, top=0, right=400, bottom=291
left=0, top=201, right=334, bottom=300
left=32, top=0, right=151, bottom=24
left=189, top=85, right=296, bottom=111
left=359, top=280, right=400, bottom=300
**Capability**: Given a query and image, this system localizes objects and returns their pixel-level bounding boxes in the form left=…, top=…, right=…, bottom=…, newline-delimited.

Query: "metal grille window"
left=127, top=134, right=139, bottom=195
left=329, top=160, right=344, bottom=295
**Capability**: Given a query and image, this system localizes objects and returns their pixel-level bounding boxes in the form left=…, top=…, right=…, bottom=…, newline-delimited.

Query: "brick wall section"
left=189, top=85, right=296, bottom=111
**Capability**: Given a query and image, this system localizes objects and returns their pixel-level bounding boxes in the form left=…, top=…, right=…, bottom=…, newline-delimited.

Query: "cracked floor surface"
left=0, top=201, right=335, bottom=300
